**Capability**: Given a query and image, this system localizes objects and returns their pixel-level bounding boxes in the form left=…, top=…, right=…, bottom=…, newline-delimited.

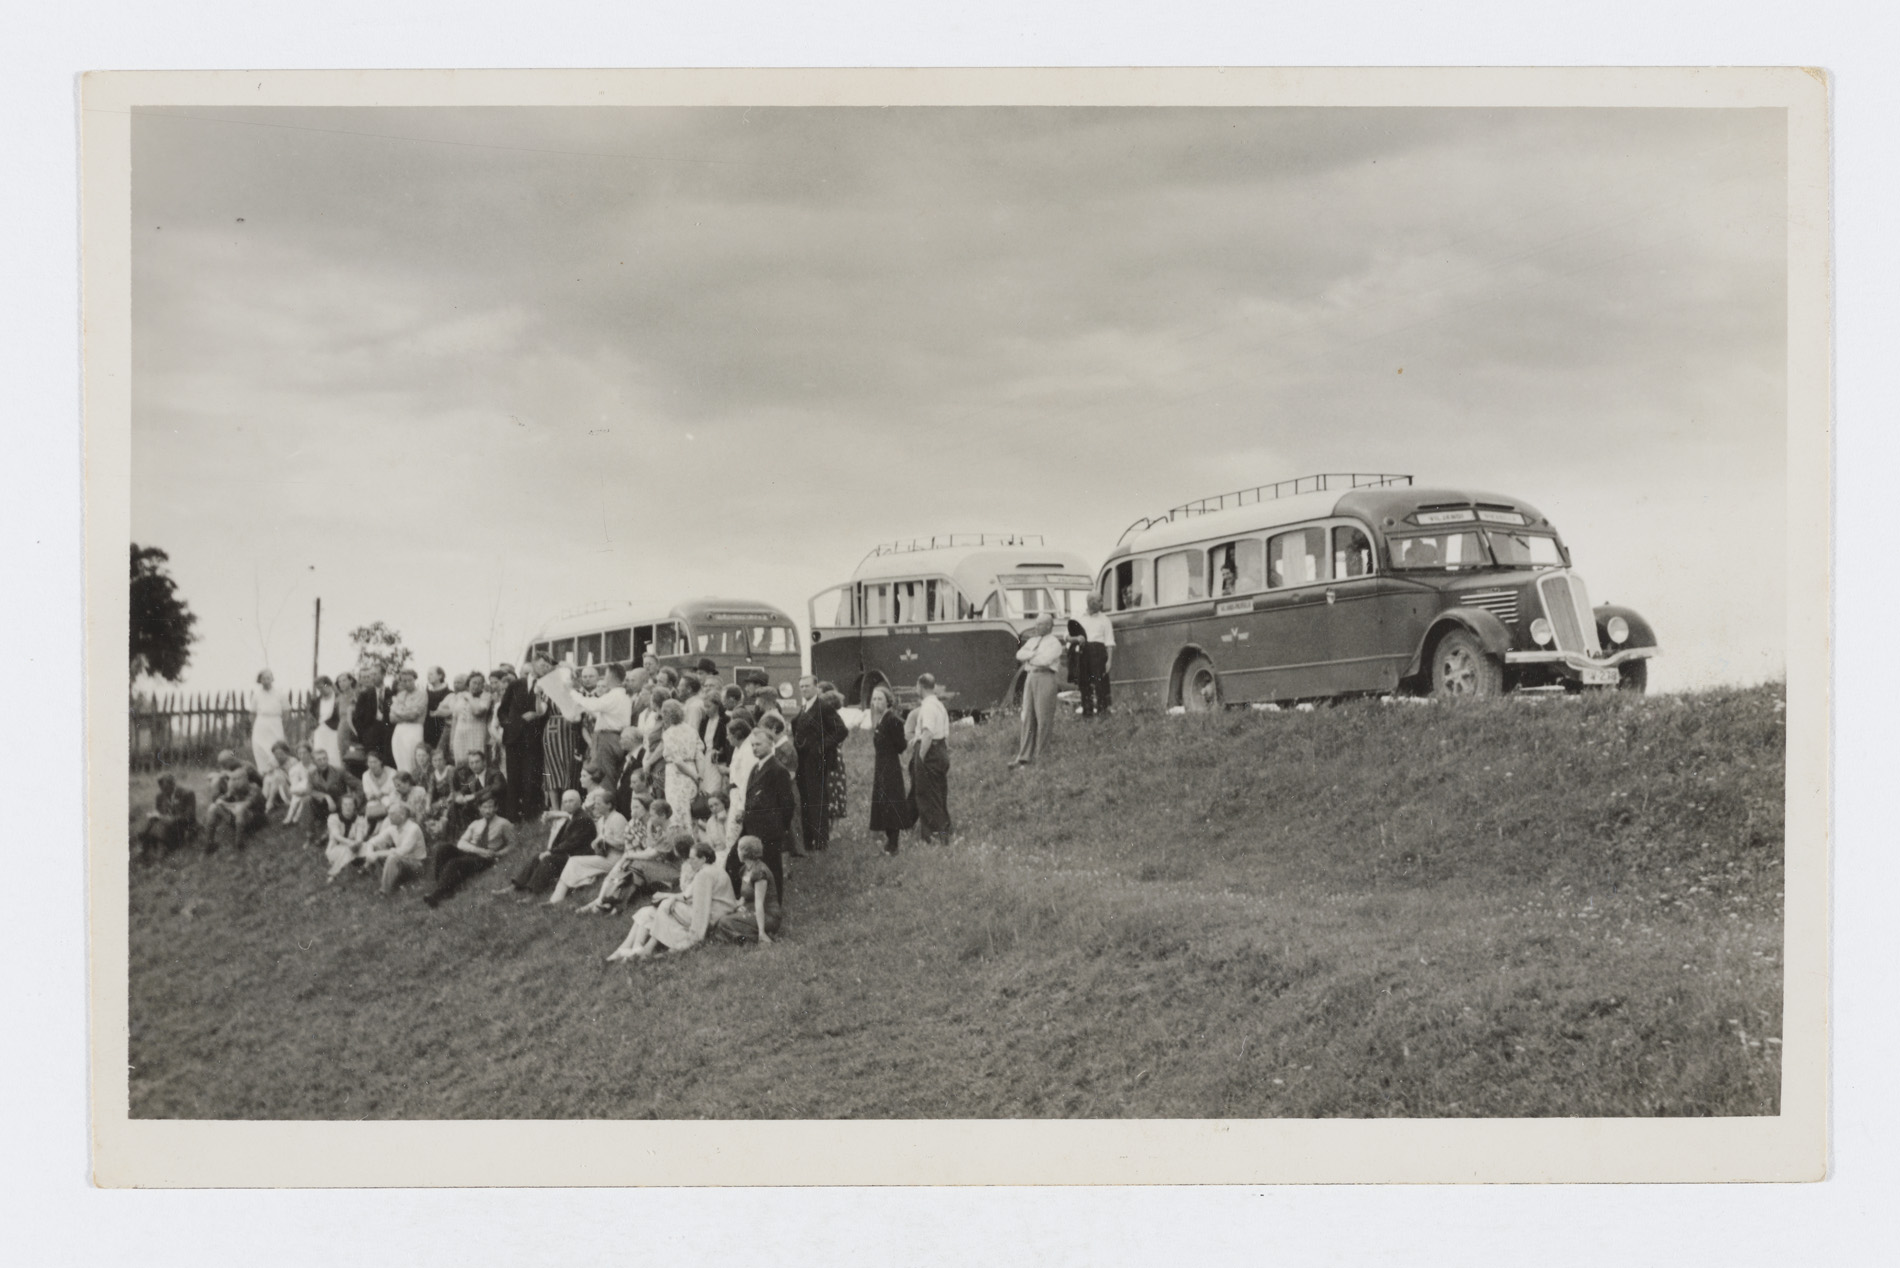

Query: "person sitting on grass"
left=260, top=740, right=294, bottom=816
left=546, top=789, right=630, bottom=906
left=323, top=791, right=370, bottom=881
left=360, top=801, right=428, bottom=896
left=694, top=792, right=729, bottom=854
left=605, top=837, right=737, bottom=962
left=358, top=752, right=398, bottom=824
left=393, top=768, right=430, bottom=823
left=205, top=750, right=266, bottom=853
left=423, top=792, right=513, bottom=908
left=304, top=746, right=353, bottom=847
left=446, top=749, right=504, bottom=847
left=135, top=772, right=198, bottom=861
left=712, top=836, right=781, bottom=945
left=281, top=742, right=313, bottom=827
left=503, top=787, right=597, bottom=896
left=578, top=802, right=677, bottom=915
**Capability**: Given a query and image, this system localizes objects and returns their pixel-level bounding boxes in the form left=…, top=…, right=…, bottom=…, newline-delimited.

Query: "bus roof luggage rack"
left=1116, top=473, right=1413, bottom=545
left=862, top=533, right=1045, bottom=564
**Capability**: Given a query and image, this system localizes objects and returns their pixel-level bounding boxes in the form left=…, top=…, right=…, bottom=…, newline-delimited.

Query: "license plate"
left=1581, top=666, right=1618, bottom=686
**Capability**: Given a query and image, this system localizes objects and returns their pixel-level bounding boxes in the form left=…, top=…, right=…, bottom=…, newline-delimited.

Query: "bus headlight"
left=1530, top=617, right=1554, bottom=646
left=1605, top=616, right=1629, bottom=645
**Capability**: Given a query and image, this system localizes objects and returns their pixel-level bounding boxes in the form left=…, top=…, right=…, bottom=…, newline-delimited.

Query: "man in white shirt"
left=360, top=801, right=428, bottom=896
left=1075, top=594, right=1116, bottom=718
left=577, top=662, right=634, bottom=786
left=723, top=716, right=760, bottom=844
left=909, top=673, right=954, bottom=842
left=1009, top=613, right=1066, bottom=768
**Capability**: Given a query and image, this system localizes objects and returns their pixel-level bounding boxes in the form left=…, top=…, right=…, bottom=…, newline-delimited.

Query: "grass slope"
left=126, top=684, right=1784, bottom=1119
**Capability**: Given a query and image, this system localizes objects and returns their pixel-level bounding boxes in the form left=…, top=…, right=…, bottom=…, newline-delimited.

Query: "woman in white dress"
left=386, top=667, right=429, bottom=777
left=250, top=669, right=288, bottom=774
left=311, top=675, right=343, bottom=767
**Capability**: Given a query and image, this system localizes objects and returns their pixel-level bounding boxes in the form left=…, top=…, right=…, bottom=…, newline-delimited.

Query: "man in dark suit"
left=505, top=788, right=597, bottom=895
left=733, top=727, right=796, bottom=902
left=790, top=674, right=848, bottom=852
left=496, top=660, right=544, bottom=822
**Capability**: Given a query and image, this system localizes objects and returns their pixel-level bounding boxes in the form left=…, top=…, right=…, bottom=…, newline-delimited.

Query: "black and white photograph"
left=83, top=67, right=1829, bottom=1186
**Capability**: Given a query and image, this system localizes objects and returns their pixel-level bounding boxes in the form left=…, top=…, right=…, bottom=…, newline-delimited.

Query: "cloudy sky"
left=130, top=105, right=1785, bottom=694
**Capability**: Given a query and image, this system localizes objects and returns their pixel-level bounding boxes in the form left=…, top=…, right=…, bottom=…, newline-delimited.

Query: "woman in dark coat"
left=821, top=686, right=849, bottom=835
left=866, top=684, right=912, bottom=856
left=350, top=671, right=387, bottom=773
left=422, top=666, right=451, bottom=756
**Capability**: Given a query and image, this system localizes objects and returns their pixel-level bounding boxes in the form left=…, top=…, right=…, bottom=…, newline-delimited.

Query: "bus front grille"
left=1537, top=572, right=1601, bottom=655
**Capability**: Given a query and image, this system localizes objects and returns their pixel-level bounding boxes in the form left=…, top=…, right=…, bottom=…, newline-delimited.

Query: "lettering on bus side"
left=1215, top=599, right=1255, bottom=617
left=889, top=625, right=926, bottom=635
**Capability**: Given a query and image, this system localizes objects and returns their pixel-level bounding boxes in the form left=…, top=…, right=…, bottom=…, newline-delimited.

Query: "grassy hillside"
left=125, top=684, right=1784, bottom=1119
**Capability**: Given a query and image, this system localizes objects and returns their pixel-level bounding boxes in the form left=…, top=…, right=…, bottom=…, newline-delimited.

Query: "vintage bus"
left=808, top=535, right=1096, bottom=711
left=522, top=597, right=801, bottom=689
left=1099, top=473, right=1659, bottom=710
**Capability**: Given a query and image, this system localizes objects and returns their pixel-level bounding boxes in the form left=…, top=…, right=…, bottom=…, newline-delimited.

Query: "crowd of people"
left=135, top=655, right=960, bottom=962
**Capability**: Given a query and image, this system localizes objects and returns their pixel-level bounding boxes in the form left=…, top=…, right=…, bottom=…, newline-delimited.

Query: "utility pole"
left=311, top=596, right=322, bottom=687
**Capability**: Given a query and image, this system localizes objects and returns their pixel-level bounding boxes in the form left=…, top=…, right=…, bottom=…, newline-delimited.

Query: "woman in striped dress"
left=534, top=670, right=576, bottom=815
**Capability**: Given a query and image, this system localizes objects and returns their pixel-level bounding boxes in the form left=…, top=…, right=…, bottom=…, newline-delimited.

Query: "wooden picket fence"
left=129, top=689, right=316, bottom=772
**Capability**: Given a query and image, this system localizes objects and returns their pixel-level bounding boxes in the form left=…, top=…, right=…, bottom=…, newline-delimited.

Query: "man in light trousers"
left=1009, top=613, right=1067, bottom=769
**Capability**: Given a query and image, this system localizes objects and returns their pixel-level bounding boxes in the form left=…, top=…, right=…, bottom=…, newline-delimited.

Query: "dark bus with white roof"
left=523, top=597, right=801, bottom=690
left=1099, top=473, right=1658, bottom=710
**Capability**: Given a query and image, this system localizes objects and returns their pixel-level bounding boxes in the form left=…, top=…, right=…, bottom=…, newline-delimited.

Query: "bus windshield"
left=994, top=585, right=1091, bottom=618
left=1485, top=530, right=1566, bottom=568
left=1389, top=531, right=1493, bottom=571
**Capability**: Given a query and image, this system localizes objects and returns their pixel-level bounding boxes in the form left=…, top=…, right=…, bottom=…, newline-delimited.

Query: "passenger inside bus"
left=1335, top=527, right=1373, bottom=578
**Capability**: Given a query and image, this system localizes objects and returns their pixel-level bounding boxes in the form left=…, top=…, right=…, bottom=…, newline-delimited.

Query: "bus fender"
left=1592, top=603, right=1657, bottom=650
left=1167, top=643, right=1216, bottom=703
left=1407, top=609, right=1513, bottom=678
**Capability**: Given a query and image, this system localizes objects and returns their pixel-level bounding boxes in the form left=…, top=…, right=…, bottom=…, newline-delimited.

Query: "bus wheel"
left=1431, top=629, right=1502, bottom=699
left=1179, top=655, right=1223, bottom=712
left=1617, top=660, right=1649, bottom=695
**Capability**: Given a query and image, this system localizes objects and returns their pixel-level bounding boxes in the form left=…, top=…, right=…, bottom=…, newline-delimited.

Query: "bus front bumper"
left=1505, top=645, right=1658, bottom=685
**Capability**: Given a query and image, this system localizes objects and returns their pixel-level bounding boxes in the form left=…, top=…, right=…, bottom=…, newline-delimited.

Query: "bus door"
left=1203, top=538, right=1273, bottom=697
left=1316, top=521, right=1409, bottom=693
left=1254, top=526, right=1336, bottom=699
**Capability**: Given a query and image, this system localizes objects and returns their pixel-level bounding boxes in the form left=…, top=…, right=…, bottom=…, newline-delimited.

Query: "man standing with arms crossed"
left=1009, top=612, right=1066, bottom=769
left=1075, top=594, right=1115, bottom=718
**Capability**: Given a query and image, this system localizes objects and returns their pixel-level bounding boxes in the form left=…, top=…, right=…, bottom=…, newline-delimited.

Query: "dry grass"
left=125, top=683, right=1783, bottom=1118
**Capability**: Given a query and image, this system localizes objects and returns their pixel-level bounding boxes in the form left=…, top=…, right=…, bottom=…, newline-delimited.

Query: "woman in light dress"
left=435, top=667, right=495, bottom=765
left=659, top=698, right=704, bottom=832
left=605, top=838, right=739, bottom=961
left=386, top=667, right=429, bottom=777
left=250, top=669, right=288, bottom=775
left=310, top=675, right=343, bottom=767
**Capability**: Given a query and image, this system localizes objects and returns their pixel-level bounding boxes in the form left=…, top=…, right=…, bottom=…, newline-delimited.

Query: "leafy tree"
left=130, top=544, right=197, bottom=685
left=347, top=621, right=414, bottom=682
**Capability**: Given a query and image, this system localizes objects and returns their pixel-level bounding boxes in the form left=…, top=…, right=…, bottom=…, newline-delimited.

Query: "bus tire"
left=1430, top=629, right=1502, bottom=699
left=1617, top=660, right=1649, bottom=695
left=1179, top=655, right=1223, bottom=712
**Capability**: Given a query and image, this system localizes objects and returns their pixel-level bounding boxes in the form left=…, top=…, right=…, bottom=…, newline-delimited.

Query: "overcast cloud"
left=130, top=106, right=1785, bottom=693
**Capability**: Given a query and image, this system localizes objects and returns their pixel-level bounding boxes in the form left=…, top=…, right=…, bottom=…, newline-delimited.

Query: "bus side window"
left=1211, top=539, right=1265, bottom=596
left=654, top=623, right=679, bottom=657
left=552, top=637, right=575, bottom=665
left=1155, top=549, right=1205, bottom=604
left=605, top=628, right=632, bottom=662
left=1333, top=526, right=1373, bottom=578
left=632, top=626, right=652, bottom=661
left=577, top=633, right=603, bottom=666
left=1114, top=559, right=1146, bottom=611
left=1268, top=527, right=1328, bottom=588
